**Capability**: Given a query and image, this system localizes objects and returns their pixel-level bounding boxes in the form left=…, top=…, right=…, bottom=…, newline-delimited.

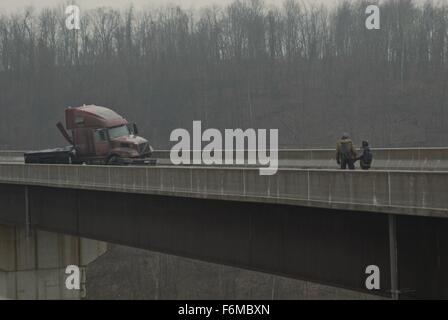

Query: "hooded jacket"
left=336, top=138, right=357, bottom=161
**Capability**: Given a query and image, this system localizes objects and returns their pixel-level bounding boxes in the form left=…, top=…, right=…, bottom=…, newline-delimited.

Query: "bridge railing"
left=153, top=148, right=448, bottom=170
left=0, top=163, right=446, bottom=218
left=152, top=147, right=448, bottom=159
left=0, top=150, right=26, bottom=163
left=2, top=148, right=448, bottom=170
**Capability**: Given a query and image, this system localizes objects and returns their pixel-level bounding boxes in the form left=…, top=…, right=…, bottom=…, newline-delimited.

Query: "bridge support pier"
left=0, top=224, right=107, bottom=299
left=388, top=214, right=399, bottom=300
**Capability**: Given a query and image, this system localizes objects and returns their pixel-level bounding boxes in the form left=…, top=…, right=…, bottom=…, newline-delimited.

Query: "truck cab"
left=64, top=105, right=153, bottom=164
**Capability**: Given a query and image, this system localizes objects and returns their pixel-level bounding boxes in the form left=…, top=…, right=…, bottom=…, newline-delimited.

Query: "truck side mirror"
left=132, top=123, right=138, bottom=135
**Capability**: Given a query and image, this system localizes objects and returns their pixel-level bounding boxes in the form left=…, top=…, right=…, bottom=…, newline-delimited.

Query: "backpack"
left=340, top=141, right=352, bottom=159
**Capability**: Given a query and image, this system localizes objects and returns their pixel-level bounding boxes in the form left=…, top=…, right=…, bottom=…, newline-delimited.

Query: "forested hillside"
left=0, top=0, right=447, bottom=149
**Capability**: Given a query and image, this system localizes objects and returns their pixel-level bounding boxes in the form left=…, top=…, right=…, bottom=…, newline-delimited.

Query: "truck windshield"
left=108, top=125, right=130, bottom=139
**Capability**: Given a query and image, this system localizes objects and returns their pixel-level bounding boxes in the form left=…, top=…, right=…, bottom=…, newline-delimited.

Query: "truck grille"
left=138, top=142, right=150, bottom=155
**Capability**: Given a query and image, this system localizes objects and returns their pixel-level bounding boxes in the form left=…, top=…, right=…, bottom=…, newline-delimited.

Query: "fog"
left=1, top=0, right=447, bottom=149
left=0, top=0, right=434, bottom=14
left=1, top=0, right=350, bottom=12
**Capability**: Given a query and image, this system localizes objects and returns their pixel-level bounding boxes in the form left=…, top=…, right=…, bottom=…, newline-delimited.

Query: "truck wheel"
left=107, top=155, right=121, bottom=165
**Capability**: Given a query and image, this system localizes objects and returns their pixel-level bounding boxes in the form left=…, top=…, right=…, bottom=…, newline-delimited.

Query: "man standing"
left=336, top=133, right=357, bottom=170
left=356, top=140, right=373, bottom=170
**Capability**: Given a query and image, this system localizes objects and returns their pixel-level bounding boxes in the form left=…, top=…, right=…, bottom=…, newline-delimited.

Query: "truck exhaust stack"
left=56, top=122, right=73, bottom=145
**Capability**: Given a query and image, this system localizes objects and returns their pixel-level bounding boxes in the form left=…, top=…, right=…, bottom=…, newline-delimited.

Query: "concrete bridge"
left=0, top=148, right=447, bottom=299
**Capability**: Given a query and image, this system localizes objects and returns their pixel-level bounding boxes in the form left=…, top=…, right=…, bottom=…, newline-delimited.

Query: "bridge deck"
left=0, top=163, right=446, bottom=218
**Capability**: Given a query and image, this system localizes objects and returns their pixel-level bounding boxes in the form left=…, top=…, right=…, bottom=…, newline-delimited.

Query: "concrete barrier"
left=3, top=148, right=448, bottom=169
left=152, top=148, right=448, bottom=170
left=0, top=151, right=24, bottom=163
left=153, top=147, right=448, bottom=159
left=0, top=163, right=446, bottom=218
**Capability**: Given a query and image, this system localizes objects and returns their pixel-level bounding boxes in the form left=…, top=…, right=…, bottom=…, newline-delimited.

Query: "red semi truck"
left=25, top=105, right=155, bottom=165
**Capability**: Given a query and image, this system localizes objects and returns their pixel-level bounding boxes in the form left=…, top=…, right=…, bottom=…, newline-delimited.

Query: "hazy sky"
left=0, top=0, right=433, bottom=13
left=0, top=0, right=344, bottom=12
